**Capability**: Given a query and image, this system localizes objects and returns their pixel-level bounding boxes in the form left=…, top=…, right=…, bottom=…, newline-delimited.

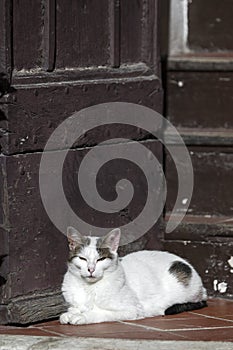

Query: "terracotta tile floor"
left=0, top=299, right=233, bottom=342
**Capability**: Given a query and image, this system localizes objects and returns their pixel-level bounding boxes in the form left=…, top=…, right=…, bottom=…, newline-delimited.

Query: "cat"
left=60, top=227, right=207, bottom=325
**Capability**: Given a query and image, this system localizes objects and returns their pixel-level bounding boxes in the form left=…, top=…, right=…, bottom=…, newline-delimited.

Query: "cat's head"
left=67, top=226, right=121, bottom=283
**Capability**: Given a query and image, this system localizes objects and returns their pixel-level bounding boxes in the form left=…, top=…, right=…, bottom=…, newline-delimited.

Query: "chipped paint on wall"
left=213, top=279, right=228, bottom=294
left=182, top=198, right=188, bottom=205
left=228, top=256, right=233, bottom=273
left=218, top=282, right=228, bottom=294
left=213, top=279, right=218, bottom=291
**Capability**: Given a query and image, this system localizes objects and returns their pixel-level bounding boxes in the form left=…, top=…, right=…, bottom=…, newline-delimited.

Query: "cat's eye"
left=79, top=256, right=87, bottom=261
left=97, top=257, right=107, bottom=262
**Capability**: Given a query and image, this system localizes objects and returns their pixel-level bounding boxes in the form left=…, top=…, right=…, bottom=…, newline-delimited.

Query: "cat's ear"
left=102, top=228, right=121, bottom=252
left=67, top=226, right=83, bottom=251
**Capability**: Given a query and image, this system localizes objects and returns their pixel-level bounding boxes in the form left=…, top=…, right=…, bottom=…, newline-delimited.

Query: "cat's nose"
left=88, top=267, right=95, bottom=274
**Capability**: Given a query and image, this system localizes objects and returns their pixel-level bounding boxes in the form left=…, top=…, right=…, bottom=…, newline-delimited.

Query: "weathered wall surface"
left=160, top=0, right=233, bottom=299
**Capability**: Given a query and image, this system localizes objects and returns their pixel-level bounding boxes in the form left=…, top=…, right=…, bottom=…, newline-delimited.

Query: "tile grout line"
left=118, top=321, right=164, bottom=332
left=190, top=312, right=233, bottom=324
left=164, top=325, right=233, bottom=332
left=119, top=321, right=233, bottom=333
left=117, top=322, right=188, bottom=339
left=33, top=327, right=68, bottom=338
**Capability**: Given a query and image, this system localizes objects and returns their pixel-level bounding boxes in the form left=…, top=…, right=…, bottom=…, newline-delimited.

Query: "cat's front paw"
left=59, top=312, right=86, bottom=325
left=68, top=313, right=87, bottom=325
left=59, top=312, right=71, bottom=324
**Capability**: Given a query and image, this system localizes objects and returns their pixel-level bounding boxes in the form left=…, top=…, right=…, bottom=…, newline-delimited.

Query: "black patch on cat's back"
left=169, top=260, right=192, bottom=287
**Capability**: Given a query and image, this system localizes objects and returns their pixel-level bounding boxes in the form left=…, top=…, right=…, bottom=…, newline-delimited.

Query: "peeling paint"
left=213, top=279, right=228, bottom=293
left=228, top=256, right=233, bottom=268
left=218, top=282, right=228, bottom=294
left=228, top=257, right=233, bottom=273
left=182, top=198, right=188, bottom=205
left=213, top=279, right=218, bottom=291
left=19, top=136, right=29, bottom=145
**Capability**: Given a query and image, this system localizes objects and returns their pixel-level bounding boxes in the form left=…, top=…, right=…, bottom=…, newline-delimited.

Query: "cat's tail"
left=165, top=300, right=207, bottom=315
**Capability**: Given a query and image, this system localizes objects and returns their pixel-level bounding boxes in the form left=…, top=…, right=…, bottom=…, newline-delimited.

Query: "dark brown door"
left=0, top=0, right=163, bottom=324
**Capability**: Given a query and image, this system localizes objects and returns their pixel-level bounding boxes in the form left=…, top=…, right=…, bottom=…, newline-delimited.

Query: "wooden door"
left=0, top=0, right=163, bottom=323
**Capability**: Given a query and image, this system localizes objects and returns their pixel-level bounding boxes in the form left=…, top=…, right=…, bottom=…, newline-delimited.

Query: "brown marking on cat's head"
left=66, top=227, right=121, bottom=262
left=96, top=245, right=115, bottom=260
left=67, top=226, right=91, bottom=261
left=96, top=228, right=121, bottom=259
left=169, top=260, right=192, bottom=287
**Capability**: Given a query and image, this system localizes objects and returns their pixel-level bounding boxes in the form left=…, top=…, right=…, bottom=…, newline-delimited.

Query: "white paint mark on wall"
left=213, top=280, right=228, bottom=293
left=228, top=256, right=233, bottom=273
left=213, top=279, right=218, bottom=291
left=228, top=256, right=233, bottom=267
left=218, top=282, right=228, bottom=294
left=19, top=136, right=29, bottom=145
left=182, top=198, right=188, bottom=205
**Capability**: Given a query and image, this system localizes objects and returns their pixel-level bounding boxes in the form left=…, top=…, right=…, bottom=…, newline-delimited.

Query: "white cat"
left=60, top=227, right=207, bottom=325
